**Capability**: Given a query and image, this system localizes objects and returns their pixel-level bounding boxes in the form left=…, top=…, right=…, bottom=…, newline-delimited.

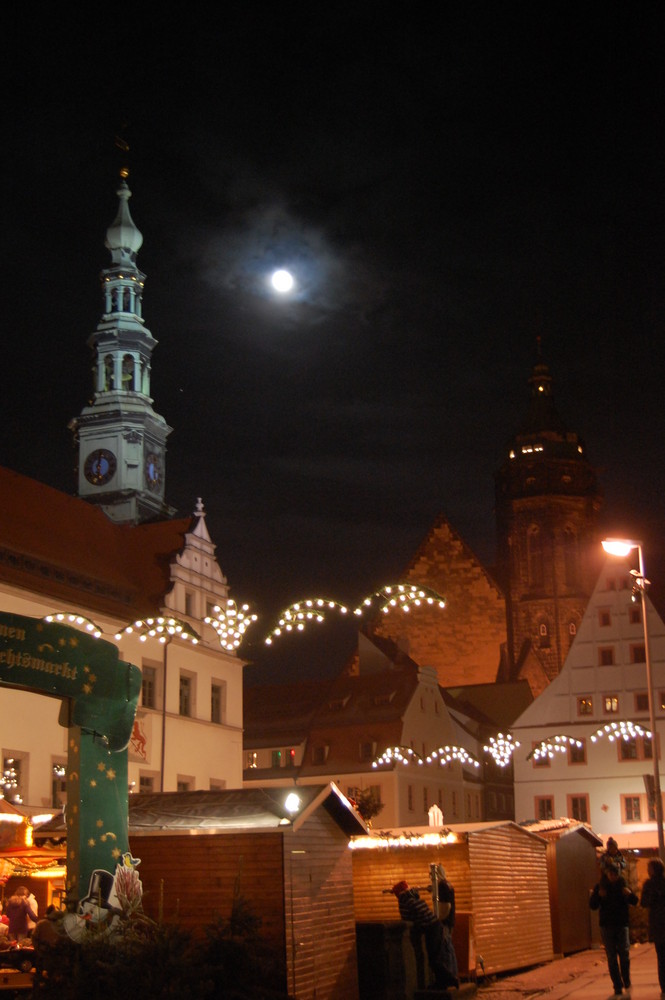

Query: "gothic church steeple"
left=495, top=346, right=603, bottom=687
left=71, top=172, right=173, bottom=524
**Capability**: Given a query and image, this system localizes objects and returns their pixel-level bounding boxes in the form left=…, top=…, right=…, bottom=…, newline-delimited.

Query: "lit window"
left=246, top=751, right=258, bottom=769
left=577, top=697, right=593, bottom=716
left=603, top=695, right=619, bottom=715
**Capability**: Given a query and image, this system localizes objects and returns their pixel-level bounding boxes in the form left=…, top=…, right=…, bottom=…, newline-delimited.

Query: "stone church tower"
left=495, top=348, right=603, bottom=689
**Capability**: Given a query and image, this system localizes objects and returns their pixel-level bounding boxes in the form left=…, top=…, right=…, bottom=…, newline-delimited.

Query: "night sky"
left=2, top=7, right=664, bottom=679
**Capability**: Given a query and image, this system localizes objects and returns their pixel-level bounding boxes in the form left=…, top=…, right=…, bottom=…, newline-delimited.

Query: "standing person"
left=600, top=837, right=627, bottom=879
left=25, top=890, right=38, bottom=935
left=4, top=886, right=38, bottom=942
left=391, top=880, right=457, bottom=994
left=432, top=864, right=459, bottom=989
left=640, top=857, right=665, bottom=999
left=589, top=861, right=637, bottom=998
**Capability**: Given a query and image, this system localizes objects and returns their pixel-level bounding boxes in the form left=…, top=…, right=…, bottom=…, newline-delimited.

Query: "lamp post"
left=602, top=538, right=665, bottom=861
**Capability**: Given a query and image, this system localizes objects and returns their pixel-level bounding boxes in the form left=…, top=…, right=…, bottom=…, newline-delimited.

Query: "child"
left=599, top=837, right=626, bottom=881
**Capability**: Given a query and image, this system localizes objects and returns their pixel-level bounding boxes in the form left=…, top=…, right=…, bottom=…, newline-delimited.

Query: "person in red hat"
left=391, top=880, right=458, bottom=994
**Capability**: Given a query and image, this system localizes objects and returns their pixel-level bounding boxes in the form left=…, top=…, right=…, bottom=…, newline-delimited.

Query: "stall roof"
left=520, top=818, right=603, bottom=847
left=34, top=784, right=367, bottom=840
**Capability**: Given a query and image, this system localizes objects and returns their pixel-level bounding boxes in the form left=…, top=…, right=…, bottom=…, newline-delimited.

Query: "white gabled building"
left=512, top=553, right=665, bottom=849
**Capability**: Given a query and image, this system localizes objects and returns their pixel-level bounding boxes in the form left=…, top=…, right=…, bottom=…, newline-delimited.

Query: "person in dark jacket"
left=640, top=856, right=665, bottom=998
left=589, top=861, right=637, bottom=998
left=433, top=864, right=459, bottom=988
left=392, top=880, right=457, bottom=994
left=4, top=886, right=38, bottom=942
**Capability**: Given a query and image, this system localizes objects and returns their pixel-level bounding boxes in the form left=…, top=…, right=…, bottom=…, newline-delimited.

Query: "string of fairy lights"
left=264, top=584, right=446, bottom=645
left=44, top=596, right=654, bottom=777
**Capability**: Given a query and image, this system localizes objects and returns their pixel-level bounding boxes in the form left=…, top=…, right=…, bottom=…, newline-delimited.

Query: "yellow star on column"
left=89, top=780, right=97, bottom=787
left=111, top=848, right=122, bottom=859
left=106, top=769, right=116, bottom=781
left=97, top=762, right=106, bottom=772
left=87, top=838, right=96, bottom=847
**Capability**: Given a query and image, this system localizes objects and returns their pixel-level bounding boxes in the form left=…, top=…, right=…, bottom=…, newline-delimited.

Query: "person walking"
left=640, top=856, right=665, bottom=998
left=589, top=861, right=637, bottom=998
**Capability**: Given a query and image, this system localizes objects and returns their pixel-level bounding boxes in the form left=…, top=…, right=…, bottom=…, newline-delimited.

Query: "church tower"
left=71, top=172, right=173, bottom=524
left=495, top=347, right=603, bottom=687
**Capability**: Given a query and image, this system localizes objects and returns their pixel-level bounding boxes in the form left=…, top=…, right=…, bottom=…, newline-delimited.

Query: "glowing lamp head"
left=602, top=538, right=638, bottom=558
left=284, top=792, right=300, bottom=814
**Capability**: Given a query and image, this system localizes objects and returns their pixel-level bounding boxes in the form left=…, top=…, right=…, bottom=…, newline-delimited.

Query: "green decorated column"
left=0, top=612, right=140, bottom=904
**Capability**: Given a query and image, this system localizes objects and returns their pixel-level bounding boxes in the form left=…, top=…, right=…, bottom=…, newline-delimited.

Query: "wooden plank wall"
left=467, top=825, right=553, bottom=974
left=351, top=841, right=471, bottom=922
left=132, top=831, right=287, bottom=956
left=284, top=810, right=359, bottom=1000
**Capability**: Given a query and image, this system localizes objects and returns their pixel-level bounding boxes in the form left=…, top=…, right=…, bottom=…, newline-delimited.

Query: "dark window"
left=271, top=750, right=282, bottom=769
left=635, top=692, right=649, bottom=712
left=179, top=675, right=191, bottom=717
left=599, top=610, right=611, bottom=627
left=624, top=797, right=641, bottom=822
left=142, top=666, right=156, bottom=709
left=536, top=797, right=554, bottom=820
left=619, top=738, right=638, bottom=760
left=569, top=796, right=589, bottom=822
left=631, top=644, right=646, bottom=664
left=599, top=648, right=615, bottom=666
left=569, top=741, right=586, bottom=764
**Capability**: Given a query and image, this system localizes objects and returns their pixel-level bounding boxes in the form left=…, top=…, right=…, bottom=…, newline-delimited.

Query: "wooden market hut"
left=127, top=784, right=366, bottom=1000
left=351, top=820, right=554, bottom=992
left=520, top=818, right=603, bottom=955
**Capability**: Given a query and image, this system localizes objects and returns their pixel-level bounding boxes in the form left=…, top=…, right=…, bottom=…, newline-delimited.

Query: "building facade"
left=511, top=553, right=665, bottom=848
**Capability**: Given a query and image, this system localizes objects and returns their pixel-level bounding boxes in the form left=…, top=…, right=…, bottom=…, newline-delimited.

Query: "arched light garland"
left=115, top=616, right=200, bottom=645
left=353, top=584, right=446, bottom=617
left=265, top=583, right=445, bottom=645
left=483, top=733, right=521, bottom=767
left=265, top=598, right=348, bottom=645
left=426, top=746, right=481, bottom=769
left=44, top=613, right=103, bottom=638
left=526, top=734, right=583, bottom=762
left=372, top=746, right=424, bottom=768
left=590, top=720, right=652, bottom=743
left=204, top=599, right=258, bottom=651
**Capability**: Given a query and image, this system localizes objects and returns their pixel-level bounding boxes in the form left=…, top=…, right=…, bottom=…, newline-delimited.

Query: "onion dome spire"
left=105, top=170, right=143, bottom=265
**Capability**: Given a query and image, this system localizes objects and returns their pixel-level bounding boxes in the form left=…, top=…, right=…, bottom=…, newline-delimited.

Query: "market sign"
left=0, top=612, right=141, bottom=905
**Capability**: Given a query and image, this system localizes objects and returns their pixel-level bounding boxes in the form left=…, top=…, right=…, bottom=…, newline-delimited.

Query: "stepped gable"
left=368, top=512, right=507, bottom=687
left=0, top=464, right=191, bottom=620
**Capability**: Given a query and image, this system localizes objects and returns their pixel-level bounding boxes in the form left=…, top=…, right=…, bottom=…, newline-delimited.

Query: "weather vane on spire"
left=114, top=126, right=130, bottom=179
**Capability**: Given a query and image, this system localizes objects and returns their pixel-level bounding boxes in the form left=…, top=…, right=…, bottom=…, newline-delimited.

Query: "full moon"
left=271, top=269, right=294, bottom=293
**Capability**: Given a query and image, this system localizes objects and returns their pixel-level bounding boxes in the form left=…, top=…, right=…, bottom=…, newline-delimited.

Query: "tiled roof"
left=0, top=466, right=192, bottom=620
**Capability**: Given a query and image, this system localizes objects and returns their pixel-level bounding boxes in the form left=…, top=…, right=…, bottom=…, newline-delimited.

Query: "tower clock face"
left=145, top=452, right=162, bottom=492
left=84, top=449, right=117, bottom=486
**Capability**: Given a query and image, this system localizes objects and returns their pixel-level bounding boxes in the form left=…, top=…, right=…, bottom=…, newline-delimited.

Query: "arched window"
left=104, top=355, right=114, bottom=391
left=527, top=526, right=544, bottom=588
left=539, top=621, right=550, bottom=648
left=563, top=527, right=578, bottom=587
left=122, top=355, right=135, bottom=391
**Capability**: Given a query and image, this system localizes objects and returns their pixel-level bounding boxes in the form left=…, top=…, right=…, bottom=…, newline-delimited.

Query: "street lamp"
left=602, top=538, right=665, bottom=861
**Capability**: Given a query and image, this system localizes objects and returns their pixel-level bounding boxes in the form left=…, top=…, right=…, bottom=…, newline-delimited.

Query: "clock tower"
left=71, top=172, right=174, bottom=524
